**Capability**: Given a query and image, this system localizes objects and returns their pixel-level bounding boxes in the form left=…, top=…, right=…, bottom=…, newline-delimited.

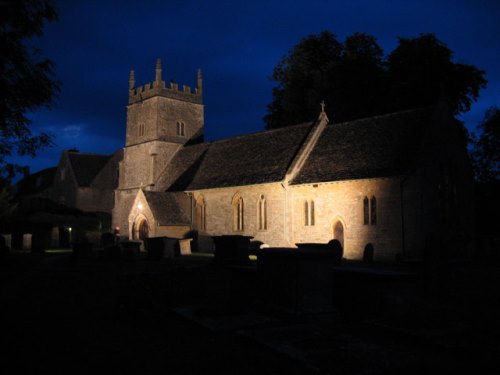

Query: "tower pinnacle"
left=129, top=70, right=135, bottom=90
left=155, top=58, right=162, bottom=83
left=197, top=68, right=203, bottom=95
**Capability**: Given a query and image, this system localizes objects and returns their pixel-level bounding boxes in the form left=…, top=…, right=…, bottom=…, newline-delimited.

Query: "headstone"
left=144, top=237, right=177, bottom=259
left=23, top=233, right=32, bottom=250
left=179, top=238, right=192, bottom=255
left=2, top=234, right=12, bottom=251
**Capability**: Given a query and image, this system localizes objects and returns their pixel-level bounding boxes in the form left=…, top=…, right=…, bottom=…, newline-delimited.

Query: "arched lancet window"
left=304, top=201, right=309, bottom=226
left=304, top=200, right=315, bottom=226
left=258, top=195, right=267, bottom=230
left=363, top=196, right=377, bottom=225
left=363, top=196, right=369, bottom=225
left=196, top=196, right=206, bottom=231
left=310, top=200, right=315, bottom=226
left=232, top=194, right=244, bottom=231
left=370, top=196, right=377, bottom=225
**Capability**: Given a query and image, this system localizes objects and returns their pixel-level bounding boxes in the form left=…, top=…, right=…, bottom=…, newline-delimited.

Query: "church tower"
left=113, top=59, right=204, bottom=237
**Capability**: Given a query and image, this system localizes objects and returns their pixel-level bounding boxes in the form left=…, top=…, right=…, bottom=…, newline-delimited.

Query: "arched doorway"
left=133, top=216, right=149, bottom=240
left=333, top=220, right=344, bottom=249
left=138, top=219, right=149, bottom=239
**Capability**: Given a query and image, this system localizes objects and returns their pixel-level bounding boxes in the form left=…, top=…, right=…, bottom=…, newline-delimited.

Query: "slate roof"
left=291, top=108, right=433, bottom=185
left=143, top=191, right=190, bottom=225
left=67, top=152, right=112, bottom=187
left=155, top=143, right=209, bottom=192
left=179, top=122, right=313, bottom=191
left=156, top=108, right=433, bottom=194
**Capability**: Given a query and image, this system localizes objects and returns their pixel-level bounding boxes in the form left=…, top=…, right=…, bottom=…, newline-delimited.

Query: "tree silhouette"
left=264, top=31, right=486, bottom=129
left=0, top=0, right=59, bottom=182
left=387, top=33, right=486, bottom=116
left=472, top=107, right=500, bottom=182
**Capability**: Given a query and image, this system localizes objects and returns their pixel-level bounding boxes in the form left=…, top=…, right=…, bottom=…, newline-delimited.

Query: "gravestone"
left=22, top=233, right=32, bottom=250
left=179, top=238, right=192, bottom=255
left=144, top=237, right=178, bottom=259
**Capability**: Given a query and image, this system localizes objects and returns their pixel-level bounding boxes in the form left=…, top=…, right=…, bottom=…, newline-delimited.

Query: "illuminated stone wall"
left=192, top=178, right=405, bottom=262
left=290, top=178, right=403, bottom=261
left=192, top=183, right=287, bottom=247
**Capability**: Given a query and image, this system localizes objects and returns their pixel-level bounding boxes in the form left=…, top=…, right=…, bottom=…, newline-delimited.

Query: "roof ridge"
left=332, top=107, right=431, bottom=127
left=204, top=121, right=314, bottom=145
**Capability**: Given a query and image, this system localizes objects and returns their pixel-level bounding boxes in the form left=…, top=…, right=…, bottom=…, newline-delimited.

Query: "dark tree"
left=334, top=32, right=387, bottom=122
left=387, top=33, right=486, bottom=116
left=264, top=31, right=343, bottom=129
left=472, top=107, right=500, bottom=182
left=0, top=0, right=59, bottom=182
left=264, top=31, right=486, bottom=129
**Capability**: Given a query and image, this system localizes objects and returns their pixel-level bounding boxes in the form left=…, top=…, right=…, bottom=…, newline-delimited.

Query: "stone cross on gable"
left=320, top=100, right=326, bottom=113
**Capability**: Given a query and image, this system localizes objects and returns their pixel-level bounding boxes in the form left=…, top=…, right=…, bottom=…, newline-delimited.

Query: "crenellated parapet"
left=128, top=58, right=203, bottom=105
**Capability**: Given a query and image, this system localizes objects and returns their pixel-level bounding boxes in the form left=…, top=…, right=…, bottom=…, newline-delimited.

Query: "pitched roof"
left=291, top=108, right=432, bottom=185
left=143, top=191, right=190, bottom=225
left=155, top=143, right=209, bottom=192
left=181, top=122, right=313, bottom=190
left=15, top=167, right=57, bottom=196
left=67, top=152, right=112, bottom=187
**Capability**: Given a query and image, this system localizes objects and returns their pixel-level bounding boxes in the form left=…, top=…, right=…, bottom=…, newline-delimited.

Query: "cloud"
left=61, top=124, right=84, bottom=139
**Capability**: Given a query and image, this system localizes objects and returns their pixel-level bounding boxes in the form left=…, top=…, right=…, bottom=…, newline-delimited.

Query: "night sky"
left=9, top=0, right=500, bottom=176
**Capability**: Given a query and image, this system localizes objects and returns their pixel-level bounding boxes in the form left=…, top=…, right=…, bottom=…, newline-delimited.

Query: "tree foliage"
left=0, top=0, right=59, bottom=182
left=265, top=31, right=487, bottom=129
left=472, top=107, right=500, bottom=182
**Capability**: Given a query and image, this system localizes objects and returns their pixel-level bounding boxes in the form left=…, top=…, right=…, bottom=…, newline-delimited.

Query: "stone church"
left=113, top=59, right=475, bottom=261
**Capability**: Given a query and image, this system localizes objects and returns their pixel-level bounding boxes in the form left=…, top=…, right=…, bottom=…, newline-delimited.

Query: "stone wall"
left=192, top=183, right=287, bottom=247
left=120, top=141, right=181, bottom=189
left=113, top=188, right=138, bottom=238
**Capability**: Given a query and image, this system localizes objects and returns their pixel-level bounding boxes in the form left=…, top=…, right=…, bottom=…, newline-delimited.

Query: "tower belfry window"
left=138, top=123, right=145, bottom=137
left=177, top=121, right=185, bottom=136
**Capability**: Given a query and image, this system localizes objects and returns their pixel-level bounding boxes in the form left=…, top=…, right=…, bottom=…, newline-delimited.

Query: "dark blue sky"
left=10, top=0, right=500, bottom=175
